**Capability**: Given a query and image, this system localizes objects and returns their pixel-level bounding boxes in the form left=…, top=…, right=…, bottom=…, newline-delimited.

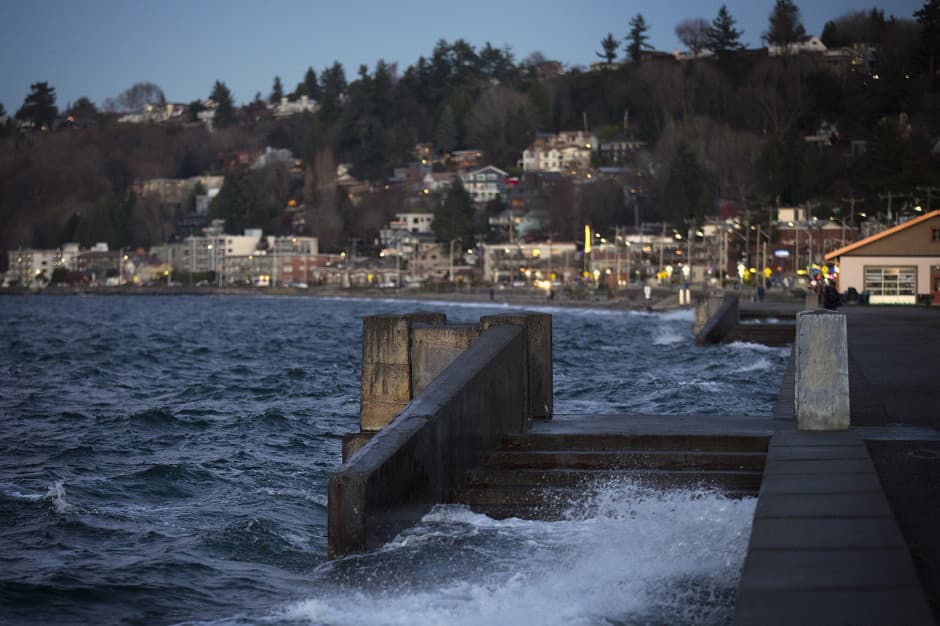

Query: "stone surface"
left=794, top=310, right=850, bottom=430
left=359, top=312, right=446, bottom=431
left=411, top=324, right=480, bottom=396
left=481, top=313, right=553, bottom=419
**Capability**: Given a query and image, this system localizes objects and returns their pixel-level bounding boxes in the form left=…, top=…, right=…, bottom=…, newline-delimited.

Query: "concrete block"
left=694, top=294, right=738, bottom=345
left=747, top=517, right=906, bottom=550
left=767, top=444, right=869, bottom=461
left=738, top=548, right=922, bottom=590
left=754, top=493, right=893, bottom=518
left=734, top=589, right=934, bottom=626
left=341, top=431, right=375, bottom=462
left=794, top=310, right=850, bottom=431
left=481, top=313, right=553, bottom=419
left=759, top=472, right=885, bottom=495
left=359, top=313, right=447, bottom=431
left=411, top=324, right=480, bottom=396
left=763, top=458, right=875, bottom=474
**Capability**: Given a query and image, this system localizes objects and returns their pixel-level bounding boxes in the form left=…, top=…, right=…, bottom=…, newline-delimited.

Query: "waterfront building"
left=825, top=209, right=940, bottom=305
left=480, top=241, right=578, bottom=285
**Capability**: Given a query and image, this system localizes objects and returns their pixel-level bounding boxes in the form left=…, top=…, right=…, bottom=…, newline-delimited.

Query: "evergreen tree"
left=291, top=67, right=321, bottom=101
left=433, top=178, right=477, bottom=251
left=626, top=14, right=651, bottom=63
left=597, top=33, right=620, bottom=66
left=662, top=143, right=713, bottom=225
left=762, top=0, right=808, bottom=47
left=707, top=5, right=744, bottom=58
left=270, top=76, right=283, bottom=104
left=74, top=193, right=131, bottom=249
left=209, top=167, right=269, bottom=232
left=301, top=67, right=321, bottom=100
left=15, top=82, right=58, bottom=130
left=210, top=80, right=235, bottom=128
left=914, top=0, right=940, bottom=78
left=319, top=62, right=347, bottom=127
left=435, top=104, right=458, bottom=152
left=0, top=102, right=10, bottom=137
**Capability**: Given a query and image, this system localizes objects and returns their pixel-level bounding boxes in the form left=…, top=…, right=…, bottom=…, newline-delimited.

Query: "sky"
left=0, top=0, right=927, bottom=114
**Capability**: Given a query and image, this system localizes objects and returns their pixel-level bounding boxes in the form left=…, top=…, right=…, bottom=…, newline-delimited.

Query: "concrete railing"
left=694, top=293, right=739, bottom=345
left=328, top=312, right=552, bottom=558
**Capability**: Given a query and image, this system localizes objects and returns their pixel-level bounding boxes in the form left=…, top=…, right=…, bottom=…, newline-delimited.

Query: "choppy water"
left=0, top=295, right=788, bottom=625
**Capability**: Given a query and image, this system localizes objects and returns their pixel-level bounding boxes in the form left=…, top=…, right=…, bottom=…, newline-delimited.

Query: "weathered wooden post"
left=794, top=309, right=850, bottom=430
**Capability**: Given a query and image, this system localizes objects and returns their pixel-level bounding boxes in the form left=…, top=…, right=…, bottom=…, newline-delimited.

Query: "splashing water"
left=44, top=480, right=73, bottom=514
left=270, top=481, right=755, bottom=626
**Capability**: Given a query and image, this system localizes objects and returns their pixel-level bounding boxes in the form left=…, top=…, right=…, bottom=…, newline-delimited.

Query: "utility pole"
left=614, top=226, right=621, bottom=285
left=658, top=222, right=666, bottom=280
left=841, top=193, right=864, bottom=226
left=915, top=186, right=940, bottom=212
left=877, top=191, right=908, bottom=222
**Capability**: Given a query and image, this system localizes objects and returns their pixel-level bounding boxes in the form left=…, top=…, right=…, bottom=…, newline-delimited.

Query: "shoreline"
left=1, top=284, right=687, bottom=312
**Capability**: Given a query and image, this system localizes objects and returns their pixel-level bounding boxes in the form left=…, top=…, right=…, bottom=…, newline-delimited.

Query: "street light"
left=750, top=225, right=770, bottom=288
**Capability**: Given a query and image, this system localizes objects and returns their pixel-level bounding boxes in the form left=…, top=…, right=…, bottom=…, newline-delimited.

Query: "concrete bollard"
left=794, top=310, right=850, bottom=430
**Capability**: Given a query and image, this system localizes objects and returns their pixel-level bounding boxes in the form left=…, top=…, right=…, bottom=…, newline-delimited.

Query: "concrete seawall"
left=328, top=313, right=551, bottom=558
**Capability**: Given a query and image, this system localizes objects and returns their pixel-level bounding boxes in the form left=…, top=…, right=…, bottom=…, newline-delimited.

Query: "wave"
left=732, top=357, right=774, bottom=373
left=45, top=480, right=74, bottom=514
left=281, top=481, right=754, bottom=626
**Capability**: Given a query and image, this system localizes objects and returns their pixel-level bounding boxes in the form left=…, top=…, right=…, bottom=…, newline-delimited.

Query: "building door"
left=933, top=266, right=940, bottom=304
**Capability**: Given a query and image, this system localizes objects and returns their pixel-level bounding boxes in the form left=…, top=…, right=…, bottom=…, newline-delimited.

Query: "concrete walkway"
left=735, top=305, right=940, bottom=625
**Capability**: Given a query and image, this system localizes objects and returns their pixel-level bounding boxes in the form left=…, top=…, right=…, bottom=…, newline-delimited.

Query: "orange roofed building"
left=824, top=210, right=940, bottom=305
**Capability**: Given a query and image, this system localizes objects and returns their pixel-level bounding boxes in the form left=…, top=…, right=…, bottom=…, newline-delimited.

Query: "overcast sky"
left=0, top=0, right=926, bottom=113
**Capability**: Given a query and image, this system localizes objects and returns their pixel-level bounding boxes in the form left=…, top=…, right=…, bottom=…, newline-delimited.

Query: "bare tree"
left=742, top=57, right=815, bottom=137
left=103, top=82, right=166, bottom=113
left=675, top=18, right=711, bottom=56
left=465, top=86, right=537, bottom=167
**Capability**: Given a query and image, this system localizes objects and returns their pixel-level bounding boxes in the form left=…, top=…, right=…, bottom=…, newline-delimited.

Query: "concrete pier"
left=734, top=306, right=939, bottom=625
left=328, top=304, right=940, bottom=623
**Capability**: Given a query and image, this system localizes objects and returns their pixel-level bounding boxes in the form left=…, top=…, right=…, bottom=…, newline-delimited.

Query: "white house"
left=461, top=166, right=508, bottom=203
left=521, top=131, right=597, bottom=173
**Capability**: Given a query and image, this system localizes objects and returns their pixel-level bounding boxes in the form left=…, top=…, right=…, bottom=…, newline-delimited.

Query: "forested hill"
left=1, top=3, right=939, bottom=264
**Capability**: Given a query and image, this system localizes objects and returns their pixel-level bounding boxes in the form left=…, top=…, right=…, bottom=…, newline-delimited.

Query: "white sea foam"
left=279, top=481, right=755, bottom=626
left=655, top=308, right=695, bottom=322
left=725, top=341, right=790, bottom=355
left=1, top=486, right=44, bottom=502
left=45, top=480, right=73, bottom=514
left=732, top=357, right=774, bottom=374
left=652, top=326, right=687, bottom=346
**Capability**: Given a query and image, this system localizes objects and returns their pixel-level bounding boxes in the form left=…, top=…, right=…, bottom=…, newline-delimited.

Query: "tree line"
left=2, top=0, right=939, bottom=267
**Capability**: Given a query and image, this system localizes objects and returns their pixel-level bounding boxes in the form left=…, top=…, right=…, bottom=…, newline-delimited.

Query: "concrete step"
left=463, top=496, right=756, bottom=520
left=483, top=449, right=767, bottom=472
left=455, top=470, right=761, bottom=520
left=462, top=467, right=765, bottom=492
left=725, top=323, right=795, bottom=346
left=501, top=432, right=770, bottom=453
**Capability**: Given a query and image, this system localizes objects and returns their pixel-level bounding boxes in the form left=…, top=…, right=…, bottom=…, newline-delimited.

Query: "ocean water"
left=0, top=295, right=788, bottom=625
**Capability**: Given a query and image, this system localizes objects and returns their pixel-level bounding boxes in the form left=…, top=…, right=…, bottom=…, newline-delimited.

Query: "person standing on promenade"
left=823, top=279, right=841, bottom=310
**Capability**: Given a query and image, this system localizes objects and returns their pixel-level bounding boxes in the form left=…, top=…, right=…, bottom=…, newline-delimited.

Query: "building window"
left=932, top=228, right=940, bottom=242
left=864, top=266, right=916, bottom=296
